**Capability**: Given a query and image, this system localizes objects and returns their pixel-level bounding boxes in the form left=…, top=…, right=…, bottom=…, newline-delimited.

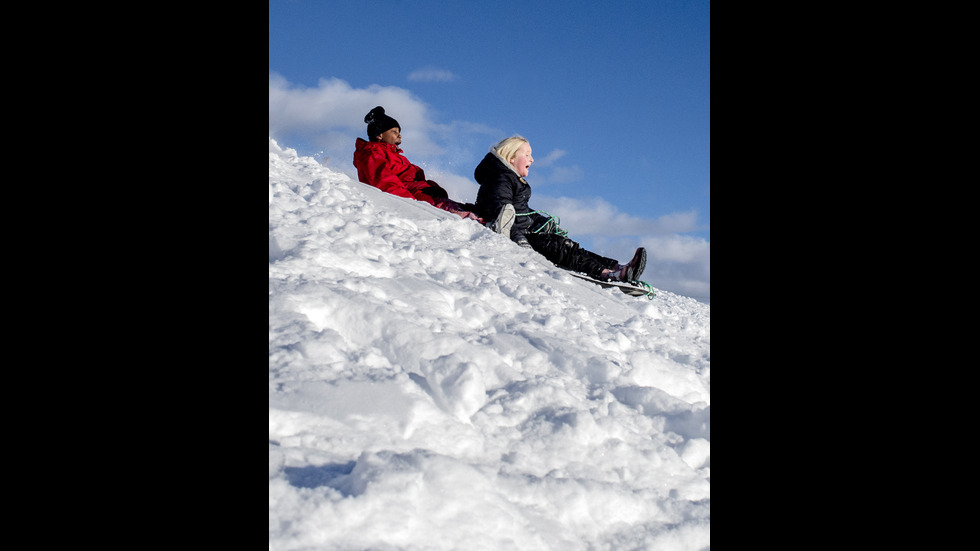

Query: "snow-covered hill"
left=269, top=138, right=710, bottom=550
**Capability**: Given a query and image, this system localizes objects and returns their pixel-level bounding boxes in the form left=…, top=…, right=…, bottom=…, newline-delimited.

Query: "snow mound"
left=269, top=137, right=710, bottom=550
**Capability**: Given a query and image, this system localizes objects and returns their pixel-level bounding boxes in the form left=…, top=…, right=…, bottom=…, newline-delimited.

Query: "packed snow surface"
left=269, top=138, right=710, bottom=550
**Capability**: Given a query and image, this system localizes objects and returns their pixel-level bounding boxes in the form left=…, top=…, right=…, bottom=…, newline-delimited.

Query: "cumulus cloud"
left=419, top=168, right=481, bottom=207
left=269, top=73, right=498, bottom=178
left=640, top=234, right=710, bottom=299
left=532, top=195, right=700, bottom=237
left=546, top=165, right=584, bottom=184
left=528, top=195, right=709, bottom=299
left=269, top=73, right=437, bottom=151
left=535, top=149, right=567, bottom=167
left=585, top=233, right=709, bottom=301
left=530, top=150, right=585, bottom=185
left=407, top=67, right=458, bottom=82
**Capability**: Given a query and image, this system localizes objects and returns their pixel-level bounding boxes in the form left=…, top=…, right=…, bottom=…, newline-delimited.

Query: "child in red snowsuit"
left=353, top=106, right=481, bottom=222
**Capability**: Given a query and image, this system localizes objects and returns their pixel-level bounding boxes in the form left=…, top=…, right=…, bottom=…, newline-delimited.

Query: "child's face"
left=378, top=127, right=401, bottom=146
left=509, top=143, right=533, bottom=177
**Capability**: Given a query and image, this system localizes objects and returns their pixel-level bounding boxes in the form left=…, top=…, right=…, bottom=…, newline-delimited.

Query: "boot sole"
left=623, top=248, right=646, bottom=281
left=492, top=204, right=515, bottom=236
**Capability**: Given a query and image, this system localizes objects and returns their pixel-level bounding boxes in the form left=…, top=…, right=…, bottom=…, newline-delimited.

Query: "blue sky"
left=269, top=0, right=710, bottom=300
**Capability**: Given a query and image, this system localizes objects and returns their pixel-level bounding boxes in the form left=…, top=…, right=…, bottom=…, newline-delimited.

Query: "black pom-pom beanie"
left=364, top=106, right=400, bottom=140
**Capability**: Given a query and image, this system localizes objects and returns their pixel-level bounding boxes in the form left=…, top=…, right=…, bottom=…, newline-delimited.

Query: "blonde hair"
left=491, top=135, right=530, bottom=175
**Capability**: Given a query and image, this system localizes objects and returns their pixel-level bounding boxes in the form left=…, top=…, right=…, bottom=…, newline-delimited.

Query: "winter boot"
left=606, top=247, right=646, bottom=282
left=488, top=204, right=515, bottom=236
left=619, top=247, right=647, bottom=281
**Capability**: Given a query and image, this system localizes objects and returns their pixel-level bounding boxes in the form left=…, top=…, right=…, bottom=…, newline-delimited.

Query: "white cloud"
left=269, top=73, right=438, bottom=150
left=407, top=67, right=458, bottom=82
left=545, top=165, right=584, bottom=184
left=269, top=74, right=508, bottom=177
left=420, top=168, right=480, bottom=208
left=531, top=150, right=585, bottom=185
left=532, top=195, right=700, bottom=237
left=535, top=149, right=567, bottom=167
left=268, top=73, right=503, bottom=159
left=639, top=234, right=710, bottom=300
left=527, top=195, right=709, bottom=299
left=270, top=73, right=492, bottom=179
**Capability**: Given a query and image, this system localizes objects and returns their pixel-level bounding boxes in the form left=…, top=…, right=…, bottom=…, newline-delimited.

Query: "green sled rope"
left=518, top=210, right=569, bottom=237
left=627, top=279, right=656, bottom=300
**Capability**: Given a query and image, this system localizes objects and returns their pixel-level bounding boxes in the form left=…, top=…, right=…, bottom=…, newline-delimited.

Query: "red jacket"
left=353, top=138, right=449, bottom=207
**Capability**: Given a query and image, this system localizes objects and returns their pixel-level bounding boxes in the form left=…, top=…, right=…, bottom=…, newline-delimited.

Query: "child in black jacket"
left=473, top=135, right=646, bottom=282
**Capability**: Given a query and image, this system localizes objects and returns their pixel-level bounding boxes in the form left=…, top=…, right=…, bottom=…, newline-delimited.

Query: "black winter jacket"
left=473, top=152, right=547, bottom=240
left=473, top=152, right=618, bottom=278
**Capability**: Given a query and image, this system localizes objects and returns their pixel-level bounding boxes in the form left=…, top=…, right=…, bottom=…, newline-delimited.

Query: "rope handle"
left=627, top=280, right=656, bottom=300
left=516, top=210, right=568, bottom=237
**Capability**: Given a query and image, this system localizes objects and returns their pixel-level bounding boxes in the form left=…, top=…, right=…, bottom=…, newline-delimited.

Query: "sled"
left=567, top=271, right=655, bottom=299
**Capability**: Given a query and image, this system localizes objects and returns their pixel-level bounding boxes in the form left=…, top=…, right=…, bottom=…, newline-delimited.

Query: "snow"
left=269, top=138, right=710, bottom=550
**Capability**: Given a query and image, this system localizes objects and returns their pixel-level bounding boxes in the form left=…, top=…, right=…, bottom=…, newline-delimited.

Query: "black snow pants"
left=525, top=232, right=619, bottom=280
